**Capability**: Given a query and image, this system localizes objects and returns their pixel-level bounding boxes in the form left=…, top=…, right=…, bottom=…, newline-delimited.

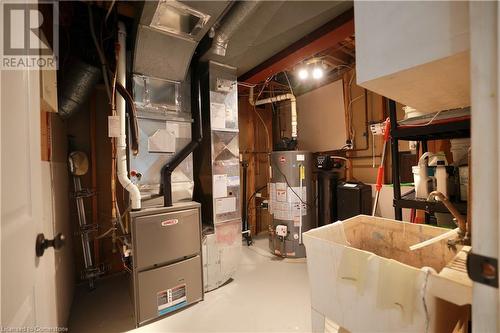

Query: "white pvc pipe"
left=117, top=22, right=141, bottom=210
left=298, top=165, right=303, bottom=244
left=409, top=228, right=459, bottom=251
left=249, top=87, right=297, bottom=139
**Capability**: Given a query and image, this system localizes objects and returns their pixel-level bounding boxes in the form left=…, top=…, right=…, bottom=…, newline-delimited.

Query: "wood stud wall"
left=237, top=68, right=456, bottom=233
left=238, top=96, right=273, bottom=236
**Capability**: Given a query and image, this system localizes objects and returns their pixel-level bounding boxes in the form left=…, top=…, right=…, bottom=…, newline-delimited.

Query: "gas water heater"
left=269, top=151, right=315, bottom=258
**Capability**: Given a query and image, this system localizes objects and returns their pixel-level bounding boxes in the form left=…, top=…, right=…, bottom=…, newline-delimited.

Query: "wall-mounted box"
left=355, top=1, right=470, bottom=113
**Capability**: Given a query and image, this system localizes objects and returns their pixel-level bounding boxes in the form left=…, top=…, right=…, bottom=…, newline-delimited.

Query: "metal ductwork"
left=134, top=1, right=230, bottom=81
left=208, top=0, right=262, bottom=57
left=58, top=59, right=101, bottom=118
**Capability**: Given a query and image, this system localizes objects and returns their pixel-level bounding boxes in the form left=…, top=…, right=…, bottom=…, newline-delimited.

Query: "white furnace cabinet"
left=355, top=1, right=470, bottom=113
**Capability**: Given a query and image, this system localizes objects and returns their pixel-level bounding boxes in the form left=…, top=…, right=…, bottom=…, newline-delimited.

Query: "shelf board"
left=391, top=117, right=470, bottom=141
left=394, top=191, right=468, bottom=214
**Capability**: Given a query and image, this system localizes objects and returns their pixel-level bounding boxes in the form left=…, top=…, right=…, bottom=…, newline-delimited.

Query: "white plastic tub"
left=303, top=215, right=470, bottom=333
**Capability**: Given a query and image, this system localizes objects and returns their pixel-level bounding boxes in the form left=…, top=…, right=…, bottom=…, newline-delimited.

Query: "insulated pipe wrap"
left=58, top=60, right=101, bottom=118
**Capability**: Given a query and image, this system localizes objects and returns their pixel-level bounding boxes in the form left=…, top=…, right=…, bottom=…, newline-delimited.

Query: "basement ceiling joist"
left=239, top=7, right=354, bottom=84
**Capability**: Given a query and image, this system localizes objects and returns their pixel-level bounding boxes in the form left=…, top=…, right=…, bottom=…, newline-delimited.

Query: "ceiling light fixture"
left=298, top=68, right=309, bottom=80
left=312, top=67, right=324, bottom=79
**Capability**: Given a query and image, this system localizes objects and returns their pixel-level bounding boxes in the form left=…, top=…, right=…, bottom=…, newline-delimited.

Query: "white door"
left=0, top=16, right=58, bottom=331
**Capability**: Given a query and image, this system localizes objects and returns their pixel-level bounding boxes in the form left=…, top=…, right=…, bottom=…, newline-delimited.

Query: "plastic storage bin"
left=303, top=215, right=470, bottom=333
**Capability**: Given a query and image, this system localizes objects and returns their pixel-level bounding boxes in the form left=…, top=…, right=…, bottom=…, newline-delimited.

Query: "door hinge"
left=467, top=252, right=498, bottom=288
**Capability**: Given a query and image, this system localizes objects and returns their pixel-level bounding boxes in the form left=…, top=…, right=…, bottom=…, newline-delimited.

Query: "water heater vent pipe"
left=249, top=87, right=297, bottom=139
left=117, top=21, right=141, bottom=211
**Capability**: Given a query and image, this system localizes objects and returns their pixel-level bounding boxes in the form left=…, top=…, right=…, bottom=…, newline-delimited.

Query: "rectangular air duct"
left=130, top=74, right=196, bottom=204
left=194, top=61, right=242, bottom=291
left=134, top=1, right=230, bottom=81
left=194, top=61, right=241, bottom=229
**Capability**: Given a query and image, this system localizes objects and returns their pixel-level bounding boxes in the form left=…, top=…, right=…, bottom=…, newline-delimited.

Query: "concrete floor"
left=68, top=236, right=311, bottom=333
left=68, top=273, right=135, bottom=332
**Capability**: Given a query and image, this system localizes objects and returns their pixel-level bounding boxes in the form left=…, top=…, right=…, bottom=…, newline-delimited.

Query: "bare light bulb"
left=298, top=68, right=309, bottom=80
left=312, top=67, right=324, bottom=79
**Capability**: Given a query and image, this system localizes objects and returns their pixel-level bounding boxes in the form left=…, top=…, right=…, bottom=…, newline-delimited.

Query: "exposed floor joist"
left=239, top=8, right=354, bottom=84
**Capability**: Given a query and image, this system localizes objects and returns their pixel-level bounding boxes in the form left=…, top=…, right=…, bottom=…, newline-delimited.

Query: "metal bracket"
left=467, top=252, right=498, bottom=288
left=73, top=188, right=95, bottom=198
left=73, top=224, right=99, bottom=236
left=80, top=224, right=99, bottom=234
left=81, top=263, right=108, bottom=281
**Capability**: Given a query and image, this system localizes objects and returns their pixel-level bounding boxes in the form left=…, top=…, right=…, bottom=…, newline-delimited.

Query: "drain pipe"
left=249, top=87, right=297, bottom=139
left=209, top=0, right=261, bottom=56
left=161, top=60, right=203, bottom=207
left=117, top=21, right=141, bottom=211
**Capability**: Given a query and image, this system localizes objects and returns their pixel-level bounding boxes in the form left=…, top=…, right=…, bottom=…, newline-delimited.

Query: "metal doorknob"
left=36, top=233, right=65, bottom=257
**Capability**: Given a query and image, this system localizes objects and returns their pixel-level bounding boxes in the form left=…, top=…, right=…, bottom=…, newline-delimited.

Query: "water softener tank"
left=269, top=151, right=315, bottom=258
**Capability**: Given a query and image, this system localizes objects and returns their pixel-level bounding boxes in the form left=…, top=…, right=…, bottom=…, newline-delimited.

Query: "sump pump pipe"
left=117, top=21, right=141, bottom=211
left=249, top=86, right=297, bottom=140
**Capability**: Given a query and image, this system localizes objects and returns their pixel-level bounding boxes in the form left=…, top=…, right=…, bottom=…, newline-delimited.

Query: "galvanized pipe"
left=210, top=1, right=262, bottom=56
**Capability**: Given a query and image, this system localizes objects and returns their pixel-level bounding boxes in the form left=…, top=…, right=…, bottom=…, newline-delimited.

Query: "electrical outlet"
left=370, top=122, right=387, bottom=136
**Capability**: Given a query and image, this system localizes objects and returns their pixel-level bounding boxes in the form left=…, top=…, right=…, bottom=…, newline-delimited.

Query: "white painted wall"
left=355, top=1, right=470, bottom=113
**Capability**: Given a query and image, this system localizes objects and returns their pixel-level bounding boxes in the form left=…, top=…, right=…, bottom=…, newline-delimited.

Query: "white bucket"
left=450, top=138, right=470, bottom=165
left=412, top=165, right=429, bottom=199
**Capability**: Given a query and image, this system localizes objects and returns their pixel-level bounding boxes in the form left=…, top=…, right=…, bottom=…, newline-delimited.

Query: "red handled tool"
left=372, top=118, right=391, bottom=216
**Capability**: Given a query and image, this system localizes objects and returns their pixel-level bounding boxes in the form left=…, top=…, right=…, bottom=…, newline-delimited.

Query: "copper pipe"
left=427, top=191, right=467, bottom=236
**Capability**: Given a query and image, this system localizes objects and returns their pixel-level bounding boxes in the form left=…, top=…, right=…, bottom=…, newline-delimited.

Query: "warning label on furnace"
left=157, top=284, right=187, bottom=316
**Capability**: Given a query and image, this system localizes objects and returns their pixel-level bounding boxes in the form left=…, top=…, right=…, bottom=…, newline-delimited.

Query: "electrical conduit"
left=117, top=21, right=141, bottom=211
